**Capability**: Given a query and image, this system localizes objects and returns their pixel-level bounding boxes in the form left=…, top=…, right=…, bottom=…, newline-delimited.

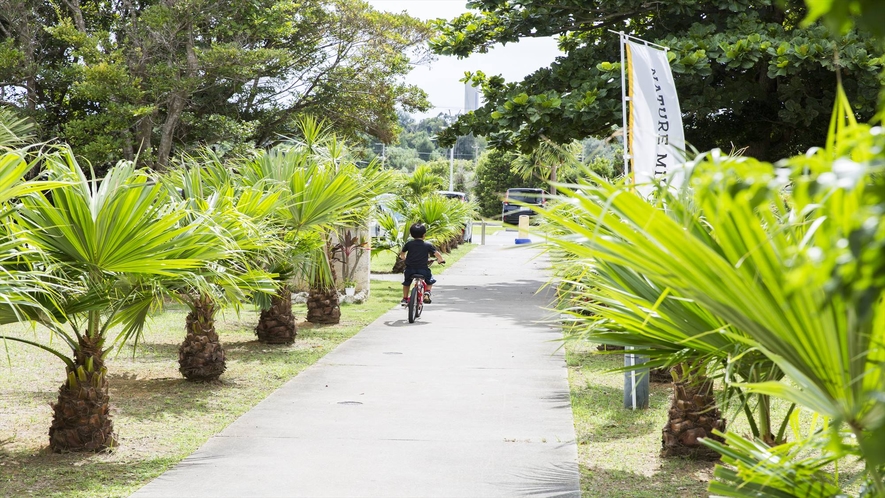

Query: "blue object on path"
left=514, top=238, right=532, bottom=244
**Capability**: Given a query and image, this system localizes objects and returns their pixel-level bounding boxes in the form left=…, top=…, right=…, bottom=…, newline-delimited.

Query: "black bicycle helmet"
left=409, top=222, right=427, bottom=238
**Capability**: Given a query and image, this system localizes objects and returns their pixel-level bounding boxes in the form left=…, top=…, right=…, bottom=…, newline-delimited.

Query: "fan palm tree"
left=371, top=210, right=410, bottom=274
left=162, top=159, right=279, bottom=380
left=0, top=144, right=69, bottom=326
left=512, top=139, right=583, bottom=184
left=239, top=146, right=315, bottom=344
left=697, top=89, right=885, bottom=496
left=243, top=119, right=393, bottom=329
left=411, top=194, right=474, bottom=252
left=284, top=159, right=390, bottom=324
left=541, top=87, right=885, bottom=494
left=543, top=198, right=774, bottom=457
left=372, top=194, right=474, bottom=273
left=402, top=165, right=444, bottom=199
left=4, top=151, right=228, bottom=451
left=0, top=107, right=36, bottom=147
left=240, top=147, right=306, bottom=342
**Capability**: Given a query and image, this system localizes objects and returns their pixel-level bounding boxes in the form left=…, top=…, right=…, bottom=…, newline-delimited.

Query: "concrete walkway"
left=132, top=230, right=579, bottom=498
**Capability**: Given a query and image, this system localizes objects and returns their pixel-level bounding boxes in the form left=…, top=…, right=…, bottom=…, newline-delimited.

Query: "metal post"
left=624, top=346, right=649, bottom=410
left=619, top=31, right=630, bottom=179
left=481, top=221, right=486, bottom=246
left=449, top=146, right=455, bottom=191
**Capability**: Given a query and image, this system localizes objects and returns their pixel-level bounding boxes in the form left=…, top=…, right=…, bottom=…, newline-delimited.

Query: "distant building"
left=464, top=83, right=481, bottom=112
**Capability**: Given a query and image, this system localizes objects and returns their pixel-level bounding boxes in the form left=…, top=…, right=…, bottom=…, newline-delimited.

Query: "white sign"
left=626, top=40, right=685, bottom=195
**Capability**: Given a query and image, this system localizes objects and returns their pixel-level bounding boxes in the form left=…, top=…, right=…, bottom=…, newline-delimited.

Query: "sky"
left=365, top=0, right=561, bottom=120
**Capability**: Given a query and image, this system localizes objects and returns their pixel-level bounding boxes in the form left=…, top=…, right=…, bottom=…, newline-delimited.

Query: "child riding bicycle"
left=400, top=223, right=445, bottom=305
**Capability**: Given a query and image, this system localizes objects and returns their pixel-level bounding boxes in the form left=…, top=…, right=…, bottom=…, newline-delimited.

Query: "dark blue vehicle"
left=501, top=188, right=545, bottom=225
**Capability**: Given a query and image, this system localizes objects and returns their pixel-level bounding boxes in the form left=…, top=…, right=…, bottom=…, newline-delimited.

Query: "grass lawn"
left=567, top=340, right=863, bottom=497
left=369, top=249, right=398, bottom=273
left=0, top=280, right=402, bottom=498
left=566, top=341, right=714, bottom=497
left=478, top=218, right=506, bottom=236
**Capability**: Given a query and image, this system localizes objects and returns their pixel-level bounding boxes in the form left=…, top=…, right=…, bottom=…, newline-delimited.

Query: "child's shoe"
left=423, top=292, right=432, bottom=304
left=400, top=298, right=409, bottom=306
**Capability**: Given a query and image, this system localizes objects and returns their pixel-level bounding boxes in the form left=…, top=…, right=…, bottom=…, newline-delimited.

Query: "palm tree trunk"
left=306, top=288, right=341, bottom=324
left=256, top=286, right=296, bottom=344
left=391, top=257, right=406, bottom=274
left=749, top=365, right=777, bottom=445
left=649, top=367, right=672, bottom=383
left=307, top=239, right=342, bottom=324
left=660, top=364, right=725, bottom=460
left=178, top=294, right=226, bottom=381
left=596, top=344, right=625, bottom=351
left=49, top=336, right=116, bottom=452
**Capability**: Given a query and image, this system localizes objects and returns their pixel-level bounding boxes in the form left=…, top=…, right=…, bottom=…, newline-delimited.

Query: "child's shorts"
left=403, top=267, right=436, bottom=286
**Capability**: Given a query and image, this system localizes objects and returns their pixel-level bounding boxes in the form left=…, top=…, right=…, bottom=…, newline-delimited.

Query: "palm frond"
left=0, top=107, right=36, bottom=147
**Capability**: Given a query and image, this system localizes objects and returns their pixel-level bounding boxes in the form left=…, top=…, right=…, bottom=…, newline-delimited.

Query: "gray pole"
left=449, top=145, right=455, bottom=191
left=623, top=347, right=649, bottom=410
left=618, top=31, right=630, bottom=178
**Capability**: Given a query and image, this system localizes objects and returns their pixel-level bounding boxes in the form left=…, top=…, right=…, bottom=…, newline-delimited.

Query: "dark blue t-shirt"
left=401, top=239, right=437, bottom=268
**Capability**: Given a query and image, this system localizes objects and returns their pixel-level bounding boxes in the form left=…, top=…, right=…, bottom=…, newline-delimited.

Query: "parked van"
left=502, top=188, right=545, bottom=225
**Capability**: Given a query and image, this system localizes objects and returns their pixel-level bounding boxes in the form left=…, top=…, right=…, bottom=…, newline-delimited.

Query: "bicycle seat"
left=409, top=274, right=425, bottom=280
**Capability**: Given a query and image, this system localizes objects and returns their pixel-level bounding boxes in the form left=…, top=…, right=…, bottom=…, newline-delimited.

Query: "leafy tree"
left=430, top=0, right=883, bottom=161
left=0, top=0, right=431, bottom=171
left=398, top=130, right=438, bottom=159
left=581, top=136, right=622, bottom=179
left=411, top=113, right=458, bottom=135
left=472, top=149, right=545, bottom=218
left=452, top=134, right=486, bottom=161
left=426, top=158, right=474, bottom=193
left=389, top=113, right=488, bottom=170
left=804, top=0, right=885, bottom=45
left=384, top=146, right=423, bottom=172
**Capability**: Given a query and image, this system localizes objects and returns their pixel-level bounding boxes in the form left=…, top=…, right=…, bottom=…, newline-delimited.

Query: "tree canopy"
left=371, top=112, right=487, bottom=172
left=0, top=0, right=431, bottom=171
left=430, top=0, right=884, bottom=161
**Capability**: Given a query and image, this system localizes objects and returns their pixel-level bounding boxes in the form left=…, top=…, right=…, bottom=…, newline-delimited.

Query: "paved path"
left=132, top=230, right=579, bottom=498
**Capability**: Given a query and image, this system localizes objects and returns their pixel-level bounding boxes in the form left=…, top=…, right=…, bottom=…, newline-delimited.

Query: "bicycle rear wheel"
left=415, top=291, right=424, bottom=319
left=408, top=285, right=419, bottom=323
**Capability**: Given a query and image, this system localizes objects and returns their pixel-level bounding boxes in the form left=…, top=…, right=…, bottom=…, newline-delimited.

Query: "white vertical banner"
left=626, top=39, right=685, bottom=195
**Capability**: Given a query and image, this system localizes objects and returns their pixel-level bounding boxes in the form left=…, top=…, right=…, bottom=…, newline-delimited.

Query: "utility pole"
left=448, top=143, right=455, bottom=191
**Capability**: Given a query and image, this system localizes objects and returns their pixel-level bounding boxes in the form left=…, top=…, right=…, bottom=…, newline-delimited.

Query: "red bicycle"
left=405, top=261, right=443, bottom=323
